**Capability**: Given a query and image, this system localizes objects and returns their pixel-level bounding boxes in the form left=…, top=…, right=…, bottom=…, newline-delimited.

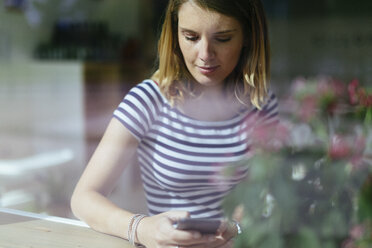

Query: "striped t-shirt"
left=113, top=79, right=278, bottom=219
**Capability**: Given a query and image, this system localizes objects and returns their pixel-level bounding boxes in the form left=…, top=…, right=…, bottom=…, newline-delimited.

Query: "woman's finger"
left=172, top=230, right=218, bottom=246
left=232, top=204, right=244, bottom=222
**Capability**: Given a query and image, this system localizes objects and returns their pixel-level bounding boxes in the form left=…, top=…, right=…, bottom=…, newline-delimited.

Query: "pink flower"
left=330, top=79, right=347, bottom=97
left=358, top=88, right=372, bottom=107
left=315, top=77, right=343, bottom=116
left=348, top=79, right=359, bottom=105
left=349, top=224, right=365, bottom=240
left=350, top=156, right=363, bottom=169
left=328, top=134, right=367, bottom=170
left=316, top=76, right=345, bottom=97
left=291, top=77, right=307, bottom=95
left=348, top=79, right=372, bottom=107
left=251, top=121, right=290, bottom=152
left=300, top=96, right=317, bottom=122
left=365, top=95, right=372, bottom=107
left=275, top=122, right=291, bottom=145
left=251, top=124, right=272, bottom=149
left=317, top=76, right=332, bottom=95
left=342, top=239, right=357, bottom=248
left=328, top=135, right=352, bottom=160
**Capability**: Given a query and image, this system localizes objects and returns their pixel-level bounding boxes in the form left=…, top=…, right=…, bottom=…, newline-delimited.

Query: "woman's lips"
left=198, top=65, right=219, bottom=75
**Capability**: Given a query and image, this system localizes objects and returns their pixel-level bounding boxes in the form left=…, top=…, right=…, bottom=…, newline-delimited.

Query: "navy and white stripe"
left=113, top=79, right=278, bottom=219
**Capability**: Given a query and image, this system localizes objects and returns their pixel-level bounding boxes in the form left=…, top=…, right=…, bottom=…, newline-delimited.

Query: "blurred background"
left=0, top=0, right=371, bottom=219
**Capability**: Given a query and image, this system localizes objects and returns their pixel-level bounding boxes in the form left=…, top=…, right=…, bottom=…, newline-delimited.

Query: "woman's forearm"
left=70, top=118, right=141, bottom=240
left=71, top=189, right=134, bottom=240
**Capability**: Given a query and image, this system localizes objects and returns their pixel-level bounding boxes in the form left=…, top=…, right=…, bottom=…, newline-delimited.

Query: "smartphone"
left=173, top=218, right=221, bottom=234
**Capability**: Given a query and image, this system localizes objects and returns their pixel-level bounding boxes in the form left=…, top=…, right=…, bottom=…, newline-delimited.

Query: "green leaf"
left=288, top=227, right=321, bottom=248
left=259, top=233, right=283, bottom=248
left=320, top=209, right=348, bottom=238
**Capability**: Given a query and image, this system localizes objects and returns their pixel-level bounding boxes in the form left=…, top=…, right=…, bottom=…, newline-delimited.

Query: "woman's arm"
left=71, top=117, right=139, bottom=239
left=71, top=117, right=224, bottom=247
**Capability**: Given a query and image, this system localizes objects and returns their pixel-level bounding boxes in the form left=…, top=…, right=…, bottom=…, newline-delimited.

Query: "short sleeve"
left=258, top=90, right=279, bottom=127
left=113, top=80, right=161, bottom=141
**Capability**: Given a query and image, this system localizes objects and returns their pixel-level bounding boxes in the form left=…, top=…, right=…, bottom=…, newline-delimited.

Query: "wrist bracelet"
left=128, top=214, right=147, bottom=247
left=127, top=214, right=141, bottom=242
left=131, top=215, right=147, bottom=245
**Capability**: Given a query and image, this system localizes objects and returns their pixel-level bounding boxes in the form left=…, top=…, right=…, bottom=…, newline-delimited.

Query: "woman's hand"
left=169, top=219, right=236, bottom=248
left=136, top=211, right=219, bottom=248
left=188, top=204, right=244, bottom=248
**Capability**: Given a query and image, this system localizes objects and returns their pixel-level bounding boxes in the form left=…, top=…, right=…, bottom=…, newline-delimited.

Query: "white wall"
left=0, top=62, right=85, bottom=216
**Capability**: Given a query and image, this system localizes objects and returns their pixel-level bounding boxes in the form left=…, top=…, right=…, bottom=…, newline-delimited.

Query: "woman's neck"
left=195, top=82, right=225, bottom=100
left=178, top=83, right=243, bottom=122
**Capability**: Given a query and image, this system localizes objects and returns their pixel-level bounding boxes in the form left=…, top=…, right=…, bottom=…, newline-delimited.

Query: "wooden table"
left=0, top=208, right=133, bottom=248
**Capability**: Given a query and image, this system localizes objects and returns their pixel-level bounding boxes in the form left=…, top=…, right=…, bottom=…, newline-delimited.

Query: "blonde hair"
left=152, top=0, right=270, bottom=109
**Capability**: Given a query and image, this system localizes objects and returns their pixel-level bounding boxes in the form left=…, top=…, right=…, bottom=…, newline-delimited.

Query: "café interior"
left=0, top=0, right=371, bottom=238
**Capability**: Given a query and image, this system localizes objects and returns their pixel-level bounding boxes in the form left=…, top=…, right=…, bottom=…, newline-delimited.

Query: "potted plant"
left=224, top=76, right=372, bottom=248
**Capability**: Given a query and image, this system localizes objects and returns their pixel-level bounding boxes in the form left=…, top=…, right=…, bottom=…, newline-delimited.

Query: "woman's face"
left=177, top=1, right=244, bottom=89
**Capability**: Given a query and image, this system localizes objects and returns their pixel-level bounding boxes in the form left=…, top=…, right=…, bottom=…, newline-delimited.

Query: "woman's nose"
left=198, top=38, right=215, bottom=62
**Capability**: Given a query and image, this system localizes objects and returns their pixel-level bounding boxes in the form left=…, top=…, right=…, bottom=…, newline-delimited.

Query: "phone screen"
left=173, top=218, right=221, bottom=234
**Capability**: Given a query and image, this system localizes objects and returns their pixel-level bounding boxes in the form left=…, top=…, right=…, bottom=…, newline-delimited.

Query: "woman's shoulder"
left=133, top=79, right=159, bottom=91
left=261, top=89, right=277, bottom=108
left=258, top=89, right=279, bottom=122
left=128, top=79, right=165, bottom=103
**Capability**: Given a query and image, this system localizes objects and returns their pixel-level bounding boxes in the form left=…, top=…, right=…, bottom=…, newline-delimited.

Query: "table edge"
left=0, top=207, right=89, bottom=227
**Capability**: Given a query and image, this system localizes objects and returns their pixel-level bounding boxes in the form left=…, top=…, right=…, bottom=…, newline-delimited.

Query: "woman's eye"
left=216, top=37, right=232, bottom=42
left=185, top=36, right=198, bottom=41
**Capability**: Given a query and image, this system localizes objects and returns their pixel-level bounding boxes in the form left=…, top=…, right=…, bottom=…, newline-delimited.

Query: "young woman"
left=71, top=0, right=278, bottom=247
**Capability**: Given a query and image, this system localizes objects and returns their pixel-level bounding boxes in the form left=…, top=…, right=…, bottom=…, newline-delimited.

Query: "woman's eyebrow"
left=214, top=29, right=237, bottom=35
left=179, top=27, right=197, bottom=33
left=179, top=27, right=237, bottom=34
